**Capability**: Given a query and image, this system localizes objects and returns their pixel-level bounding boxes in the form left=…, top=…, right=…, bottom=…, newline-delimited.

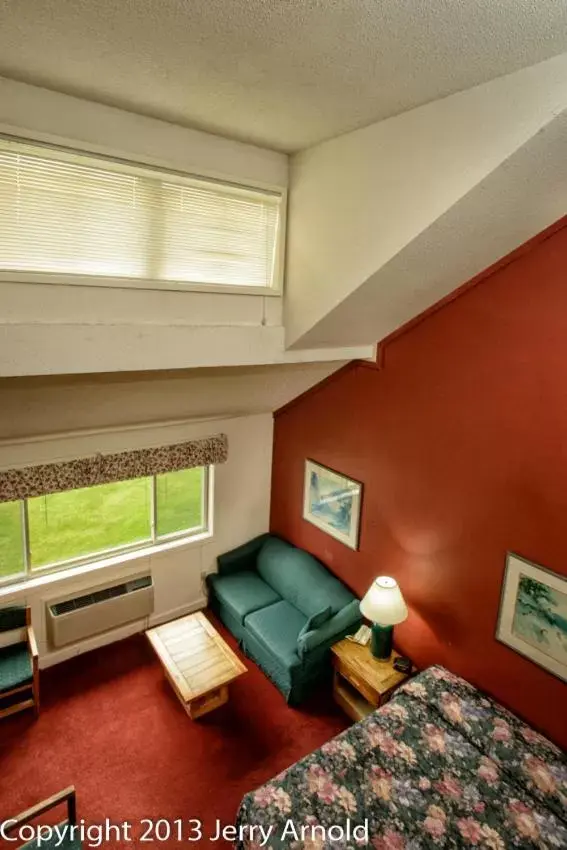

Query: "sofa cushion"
left=208, top=571, right=281, bottom=624
left=217, top=533, right=272, bottom=577
left=297, top=598, right=361, bottom=658
left=245, top=600, right=307, bottom=668
left=298, top=606, right=332, bottom=640
left=257, top=537, right=355, bottom=618
left=0, top=641, right=32, bottom=693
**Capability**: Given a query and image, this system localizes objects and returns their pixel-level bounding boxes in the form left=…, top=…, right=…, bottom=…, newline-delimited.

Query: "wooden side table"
left=331, top=639, right=410, bottom=722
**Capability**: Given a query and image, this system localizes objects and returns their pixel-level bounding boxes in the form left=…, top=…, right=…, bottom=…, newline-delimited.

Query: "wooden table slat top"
left=146, top=611, right=247, bottom=704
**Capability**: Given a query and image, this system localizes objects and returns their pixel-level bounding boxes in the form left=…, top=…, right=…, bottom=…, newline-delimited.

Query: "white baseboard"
left=39, top=596, right=207, bottom=669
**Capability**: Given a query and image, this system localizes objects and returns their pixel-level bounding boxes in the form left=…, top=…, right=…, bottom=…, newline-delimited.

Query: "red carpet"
left=0, top=614, right=348, bottom=847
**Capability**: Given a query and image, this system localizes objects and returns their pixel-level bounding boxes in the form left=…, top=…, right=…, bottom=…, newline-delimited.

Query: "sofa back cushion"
left=297, top=599, right=361, bottom=659
left=257, top=536, right=355, bottom=618
left=298, top=606, right=332, bottom=640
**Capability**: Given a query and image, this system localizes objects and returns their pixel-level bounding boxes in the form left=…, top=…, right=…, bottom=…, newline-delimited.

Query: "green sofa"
left=207, top=534, right=361, bottom=704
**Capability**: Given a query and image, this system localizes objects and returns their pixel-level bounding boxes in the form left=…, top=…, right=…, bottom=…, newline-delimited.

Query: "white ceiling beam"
left=285, top=55, right=567, bottom=349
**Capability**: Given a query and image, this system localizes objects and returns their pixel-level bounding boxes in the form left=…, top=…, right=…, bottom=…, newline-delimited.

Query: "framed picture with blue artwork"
left=303, top=459, right=362, bottom=550
left=496, top=552, right=567, bottom=682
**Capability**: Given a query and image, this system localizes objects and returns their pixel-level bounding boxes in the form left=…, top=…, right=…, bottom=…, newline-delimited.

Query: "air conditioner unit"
left=46, top=573, right=154, bottom=648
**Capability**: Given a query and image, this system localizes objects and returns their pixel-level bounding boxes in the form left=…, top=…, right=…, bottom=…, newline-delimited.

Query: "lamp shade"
left=360, top=576, right=408, bottom=626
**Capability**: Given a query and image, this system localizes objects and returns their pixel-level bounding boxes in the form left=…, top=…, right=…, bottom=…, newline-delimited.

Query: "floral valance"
left=0, top=433, right=228, bottom=503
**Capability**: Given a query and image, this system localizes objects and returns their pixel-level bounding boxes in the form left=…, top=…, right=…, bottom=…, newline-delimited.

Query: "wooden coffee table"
left=146, top=611, right=247, bottom=719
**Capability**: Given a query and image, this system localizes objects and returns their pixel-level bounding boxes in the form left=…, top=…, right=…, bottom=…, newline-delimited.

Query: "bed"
left=235, top=666, right=567, bottom=848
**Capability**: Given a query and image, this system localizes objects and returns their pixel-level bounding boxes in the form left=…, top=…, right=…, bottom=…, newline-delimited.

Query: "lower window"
left=0, top=466, right=209, bottom=583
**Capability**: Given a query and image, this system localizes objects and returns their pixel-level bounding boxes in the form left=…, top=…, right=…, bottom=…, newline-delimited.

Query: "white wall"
left=0, top=77, right=376, bottom=372
left=0, top=322, right=373, bottom=377
left=0, top=412, right=273, bottom=667
left=0, top=78, right=293, bottom=374
left=0, top=362, right=346, bottom=439
left=0, top=77, right=287, bottom=188
left=285, top=53, right=567, bottom=348
left=0, top=281, right=284, bottom=328
left=304, top=109, right=567, bottom=348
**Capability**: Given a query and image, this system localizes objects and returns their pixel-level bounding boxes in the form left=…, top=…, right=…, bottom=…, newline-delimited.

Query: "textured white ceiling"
left=0, top=1, right=566, bottom=151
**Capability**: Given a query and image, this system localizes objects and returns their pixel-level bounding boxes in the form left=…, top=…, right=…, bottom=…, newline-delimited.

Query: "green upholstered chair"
left=0, top=605, right=39, bottom=720
left=208, top=534, right=361, bottom=704
left=5, top=787, right=81, bottom=849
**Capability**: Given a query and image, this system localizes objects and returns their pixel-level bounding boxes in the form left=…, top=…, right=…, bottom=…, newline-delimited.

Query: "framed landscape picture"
left=496, top=552, right=567, bottom=682
left=303, top=459, right=362, bottom=550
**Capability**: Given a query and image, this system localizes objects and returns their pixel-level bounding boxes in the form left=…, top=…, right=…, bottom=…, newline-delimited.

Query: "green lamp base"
left=371, top=624, right=393, bottom=659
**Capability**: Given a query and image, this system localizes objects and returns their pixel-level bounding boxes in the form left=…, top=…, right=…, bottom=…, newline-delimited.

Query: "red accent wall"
left=271, top=219, right=567, bottom=747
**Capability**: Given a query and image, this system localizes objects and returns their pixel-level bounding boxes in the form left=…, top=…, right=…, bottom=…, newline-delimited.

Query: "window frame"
left=0, top=133, right=287, bottom=297
left=0, top=466, right=212, bottom=586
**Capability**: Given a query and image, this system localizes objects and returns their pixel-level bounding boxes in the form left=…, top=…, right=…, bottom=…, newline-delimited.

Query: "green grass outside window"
left=0, top=467, right=206, bottom=580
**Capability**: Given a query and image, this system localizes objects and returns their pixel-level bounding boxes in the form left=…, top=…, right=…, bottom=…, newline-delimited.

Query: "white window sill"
left=0, top=271, right=282, bottom=297
left=0, top=530, right=213, bottom=598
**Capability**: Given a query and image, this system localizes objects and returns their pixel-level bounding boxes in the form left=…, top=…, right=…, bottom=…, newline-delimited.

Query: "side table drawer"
left=334, top=656, right=381, bottom=707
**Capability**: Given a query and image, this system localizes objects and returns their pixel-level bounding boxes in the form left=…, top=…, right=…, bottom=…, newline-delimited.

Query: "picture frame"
left=496, top=552, right=567, bottom=683
left=302, top=459, right=362, bottom=550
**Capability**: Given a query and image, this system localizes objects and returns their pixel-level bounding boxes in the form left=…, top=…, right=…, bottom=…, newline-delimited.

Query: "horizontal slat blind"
left=0, top=137, right=282, bottom=289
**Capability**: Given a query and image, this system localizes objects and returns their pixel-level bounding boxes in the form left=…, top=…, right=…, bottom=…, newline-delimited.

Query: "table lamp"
left=360, top=576, right=408, bottom=659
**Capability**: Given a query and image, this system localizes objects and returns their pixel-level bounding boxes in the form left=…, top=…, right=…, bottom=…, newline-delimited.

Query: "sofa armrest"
left=297, top=599, right=361, bottom=659
left=216, top=533, right=273, bottom=576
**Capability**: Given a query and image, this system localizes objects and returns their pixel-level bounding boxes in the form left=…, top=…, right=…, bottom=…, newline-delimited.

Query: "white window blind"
left=0, top=137, right=283, bottom=291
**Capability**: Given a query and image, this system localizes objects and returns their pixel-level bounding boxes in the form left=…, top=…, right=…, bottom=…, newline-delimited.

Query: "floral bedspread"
left=235, top=666, right=567, bottom=849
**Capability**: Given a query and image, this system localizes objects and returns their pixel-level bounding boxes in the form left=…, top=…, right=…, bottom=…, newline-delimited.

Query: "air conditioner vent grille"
left=50, top=575, right=152, bottom=617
